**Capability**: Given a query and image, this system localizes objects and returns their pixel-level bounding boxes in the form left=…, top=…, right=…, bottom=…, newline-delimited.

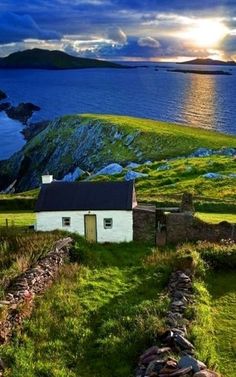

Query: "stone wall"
left=0, top=237, right=72, bottom=345
left=133, top=206, right=156, bottom=244
left=166, top=214, right=236, bottom=244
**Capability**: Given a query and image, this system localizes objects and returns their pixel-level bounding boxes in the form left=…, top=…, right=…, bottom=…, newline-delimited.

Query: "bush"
left=195, top=240, right=236, bottom=270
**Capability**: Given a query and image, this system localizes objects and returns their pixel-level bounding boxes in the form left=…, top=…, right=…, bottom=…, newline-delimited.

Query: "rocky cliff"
left=1, top=114, right=235, bottom=192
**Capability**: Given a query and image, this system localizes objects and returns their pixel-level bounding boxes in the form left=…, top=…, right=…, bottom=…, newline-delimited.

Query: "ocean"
left=0, top=62, right=235, bottom=160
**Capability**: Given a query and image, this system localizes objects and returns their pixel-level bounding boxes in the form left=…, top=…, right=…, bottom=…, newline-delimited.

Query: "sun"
left=185, top=19, right=229, bottom=48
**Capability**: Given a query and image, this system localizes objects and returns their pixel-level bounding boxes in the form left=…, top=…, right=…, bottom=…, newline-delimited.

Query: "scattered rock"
left=6, top=102, right=40, bottom=124
left=125, top=170, right=148, bottom=181
left=96, top=163, right=123, bottom=176
left=0, top=90, right=7, bottom=101
left=191, top=148, right=213, bottom=157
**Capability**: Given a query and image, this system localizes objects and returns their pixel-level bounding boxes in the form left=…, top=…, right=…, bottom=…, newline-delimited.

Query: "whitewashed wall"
left=36, top=210, right=133, bottom=242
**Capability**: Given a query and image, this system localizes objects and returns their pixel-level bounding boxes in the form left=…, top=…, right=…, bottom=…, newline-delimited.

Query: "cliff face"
left=1, top=114, right=236, bottom=192
left=0, top=116, right=143, bottom=191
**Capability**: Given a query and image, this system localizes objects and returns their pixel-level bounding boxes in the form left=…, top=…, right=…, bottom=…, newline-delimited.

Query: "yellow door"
left=84, top=215, right=97, bottom=242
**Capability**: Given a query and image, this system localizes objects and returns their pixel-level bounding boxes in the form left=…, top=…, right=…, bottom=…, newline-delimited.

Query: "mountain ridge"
left=0, top=48, right=124, bottom=70
left=179, top=58, right=236, bottom=66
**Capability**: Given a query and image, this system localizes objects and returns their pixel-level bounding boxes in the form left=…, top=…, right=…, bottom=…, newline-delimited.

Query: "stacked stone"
left=0, top=237, right=72, bottom=346
left=135, top=270, right=220, bottom=377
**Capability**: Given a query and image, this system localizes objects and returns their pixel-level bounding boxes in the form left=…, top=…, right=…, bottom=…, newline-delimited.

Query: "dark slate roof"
left=35, top=181, right=134, bottom=212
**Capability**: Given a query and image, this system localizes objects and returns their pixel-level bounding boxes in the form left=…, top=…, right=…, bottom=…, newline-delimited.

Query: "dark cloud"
left=0, top=0, right=236, bottom=59
left=0, top=12, right=61, bottom=43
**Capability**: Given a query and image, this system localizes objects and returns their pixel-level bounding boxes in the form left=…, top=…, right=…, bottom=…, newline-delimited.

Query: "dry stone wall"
left=0, top=237, right=72, bottom=347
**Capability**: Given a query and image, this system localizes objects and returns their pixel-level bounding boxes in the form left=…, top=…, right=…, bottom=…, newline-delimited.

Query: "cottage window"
left=104, top=218, right=113, bottom=229
left=62, top=217, right=71, bottom=227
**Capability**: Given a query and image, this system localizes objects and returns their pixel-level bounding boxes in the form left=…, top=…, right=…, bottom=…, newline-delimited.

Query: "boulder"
left=96, top=163, right=123, bottom=176
left=6, top=102, right=40, bottom=124
left=202, top=173, right=223, bottom=179
left=0, top=102, right=10, bottom=111
left=178, top=355, right=202, bottom=373
left=63, top=167, right=85, bottom=182
left=0, top=90, right=7, bottom=101
left=125, top=170, right=148, bottom=181
left=126, top=162, right=140, bottom=169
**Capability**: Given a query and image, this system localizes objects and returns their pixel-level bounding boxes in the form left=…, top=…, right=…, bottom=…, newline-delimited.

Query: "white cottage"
left=35, top=176, right=137, bottom=242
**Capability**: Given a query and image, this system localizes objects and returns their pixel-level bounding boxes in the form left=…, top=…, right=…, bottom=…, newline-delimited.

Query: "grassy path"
left=207, top=272, right=236, bottom=377
left=1, top=242, right=169, bottom=377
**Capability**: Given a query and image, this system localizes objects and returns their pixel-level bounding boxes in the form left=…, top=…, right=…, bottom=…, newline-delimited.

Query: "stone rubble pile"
left=135, top=270, right=220, bottom=377
left=0, top=237, right=72, bottom=348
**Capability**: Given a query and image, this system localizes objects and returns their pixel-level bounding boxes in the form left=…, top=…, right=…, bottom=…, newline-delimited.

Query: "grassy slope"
left=207, top=272, right=236, bottom=377
left=1, top=241, right=169, bottom=377
left=76, top=114, right=236, bottom=162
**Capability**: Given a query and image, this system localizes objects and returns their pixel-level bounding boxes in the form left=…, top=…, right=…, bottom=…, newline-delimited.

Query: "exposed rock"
left=63, top=167, right=85, bottom=182
left=0, top=102, right=10, bottom=111
left=0, top=90, right=7, bottom=101
left=125, top=170, right=148, bottom=181
left=202, top=173, right=224, bottom=179
left=96, top=163, right=123, bottom=176
left=21, top=120, right=49, bottom=140
left=6, top=102, right=40, bottom=124
left=126, top=162, right=140, bottom=169
left=190, top=148, right=213, bottom=157
left=178, top=355, right=203, bottom=373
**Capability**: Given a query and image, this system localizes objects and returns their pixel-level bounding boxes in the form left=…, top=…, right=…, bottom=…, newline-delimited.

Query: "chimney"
left=41, top=173, right=53, bottom=184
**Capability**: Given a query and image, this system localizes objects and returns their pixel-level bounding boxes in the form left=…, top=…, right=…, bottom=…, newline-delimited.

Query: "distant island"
left=168, top=69, right=232, bottom=75
left=179, top=58, right=236, bottom=66
left=0, top=48, right=125, bottom=70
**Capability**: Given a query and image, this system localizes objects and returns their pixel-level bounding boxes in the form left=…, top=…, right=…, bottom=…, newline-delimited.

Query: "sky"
left=0, top=0, right=236, bottom=61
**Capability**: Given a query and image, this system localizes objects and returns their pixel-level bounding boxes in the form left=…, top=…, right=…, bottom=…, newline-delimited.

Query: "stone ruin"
left=133, top=193, right=236, bottom=246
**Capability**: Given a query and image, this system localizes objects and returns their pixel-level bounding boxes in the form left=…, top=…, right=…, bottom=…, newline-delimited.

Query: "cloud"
left=0, top=12, right=61, bottom=44
left=138, top=36, right=161, bottom=48
left=107, top=26, right=127, bottom=44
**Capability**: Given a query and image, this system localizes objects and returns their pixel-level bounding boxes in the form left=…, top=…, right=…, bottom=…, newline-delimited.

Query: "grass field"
left=0, top=211, right=35, bottom=227
left=196, top=212, right=236, bottom=224
left=1, top=240, right=170, bottom=377
left=207, top=272, right=236, bottom=377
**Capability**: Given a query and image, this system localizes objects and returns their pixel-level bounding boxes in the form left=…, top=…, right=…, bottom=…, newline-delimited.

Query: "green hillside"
left=1, top=114, right=235, bottom=192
